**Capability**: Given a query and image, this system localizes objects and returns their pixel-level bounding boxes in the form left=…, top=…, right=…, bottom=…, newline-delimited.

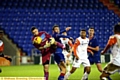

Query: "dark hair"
left=30, top=26, right=37, bottom=32
left=52, top=24, right=59, bottom=30
left=81, top=29, right=86, bottom=32
left=114, top=24, right=120, bottom=33
left=89, top=27, right=94, bottom=30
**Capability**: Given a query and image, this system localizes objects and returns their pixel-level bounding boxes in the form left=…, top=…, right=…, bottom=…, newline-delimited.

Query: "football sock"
left=107, top=76, right=112, bottom=80
left=67, top=65, right=70, bottom=72
left=81, top=72, right=88, bottom=80
left=44, top=72, right=49, bottom=80
left=64, top=72, right=71, bottom=80
left=58, top=73, right=65, bottom=80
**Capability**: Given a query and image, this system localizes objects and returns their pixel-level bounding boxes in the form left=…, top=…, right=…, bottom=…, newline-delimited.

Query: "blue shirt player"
left=87, top=27, right=102, bottom=72
left=87, top=27, right=112, bottom=80
left=52, top=25, right=72, bottom=80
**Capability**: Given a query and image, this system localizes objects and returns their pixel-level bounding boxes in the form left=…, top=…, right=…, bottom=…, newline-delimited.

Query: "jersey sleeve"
left=60, top=30, right=66, bottom=34
left=73, top=39, right=80, bottom=58
left=103, top=36, right=117, bottom=53
left=57, top=34, right=70, bottom=39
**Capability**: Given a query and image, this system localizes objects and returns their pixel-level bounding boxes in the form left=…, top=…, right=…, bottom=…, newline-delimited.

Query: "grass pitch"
left=0, top=63, right=120, bottom=80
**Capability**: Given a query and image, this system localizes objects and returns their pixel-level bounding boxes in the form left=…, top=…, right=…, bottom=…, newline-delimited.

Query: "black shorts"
left=43, top=60, right=50, bottom=65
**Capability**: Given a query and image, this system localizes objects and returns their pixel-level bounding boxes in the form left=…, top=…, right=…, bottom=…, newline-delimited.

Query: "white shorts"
left=103, top=63, right=120, bottom=74
left=72, top=58, right=90, bottom=68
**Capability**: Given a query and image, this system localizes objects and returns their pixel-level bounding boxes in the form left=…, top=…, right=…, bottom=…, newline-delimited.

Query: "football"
left=33, top=37, right=42, bottom=44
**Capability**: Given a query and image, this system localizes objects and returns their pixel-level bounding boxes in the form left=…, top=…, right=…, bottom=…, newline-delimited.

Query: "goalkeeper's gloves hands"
left=43, top=41, right=51, bottom=48
left=49, top=37, right=55, bottom=45
left=43, top=37, right=55, bottom=49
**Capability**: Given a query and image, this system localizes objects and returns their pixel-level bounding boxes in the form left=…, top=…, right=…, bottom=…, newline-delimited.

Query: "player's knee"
left=44, top=68, right=49, bottom=72
left=70, top=68, right=76, bottom=74
left=61, top=67, right=66, bottom=73
left=70, top=70, right=74, bottom=74
left=43, top=65, right=49, bottom=72
left=86, top=67, right=91, bottom=74
left=98, top=68, right=103, bottom=72
left=87, top=70, right=90, bottom=74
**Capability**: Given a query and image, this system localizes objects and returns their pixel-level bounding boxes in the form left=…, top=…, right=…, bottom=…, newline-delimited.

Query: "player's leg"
left=88, top=53, right=94, bottom=65
left=43, top=60, right=50, bottom=80
left=94, top=55, right=102, bottom=72
left=58, top=61, right=66, bottom=80
left=41, top=51, right=51, bottom=80
left=100, top=63, right=119, bottom=80
left=100, top=72, right=110, bottom=80
left=81, top=59, right=91, bottom=80
left=54, top=53, right=66, bottom=80
left=83, top=55, right=93, bottom=75
left=66, top=59, right=71, bottom=72
left=64, top=52, right=71, bottom=72
left=96, top=63, right=102, bottom=72
left=95, top=55, right=112, bottom=79
left=82, top=66, right=90, bottom=80
left=64, top=58, right=80, bottom=80
left=64, top=67, right=77, bottom=80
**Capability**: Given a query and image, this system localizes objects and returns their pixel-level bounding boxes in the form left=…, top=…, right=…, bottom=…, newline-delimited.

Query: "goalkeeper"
left=31, top=27, right=64, bottom=80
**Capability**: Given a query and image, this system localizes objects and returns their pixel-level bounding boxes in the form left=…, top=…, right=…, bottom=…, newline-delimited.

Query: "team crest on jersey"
left=40, top=33, right=46, bottom=42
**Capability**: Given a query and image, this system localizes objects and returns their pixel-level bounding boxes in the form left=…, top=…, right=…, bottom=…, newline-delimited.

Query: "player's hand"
left=75, top=57, right=79, bottom=62
left=90, top=51, right=94, bottom=56
left=101, top=50, right=104, bottom=55
left=76, top=56, right=79, bottom=60
left=88, top=46, right=92, bottom=49
left=43, top=41, right=51, bottom=48
left=66, top=53, right=71, bottom=58
left=49, top=37, right=55, bottom=45
left=65, top=27, right=71, bottom=31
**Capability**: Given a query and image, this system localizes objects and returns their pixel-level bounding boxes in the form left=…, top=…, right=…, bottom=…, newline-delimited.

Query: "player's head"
left=52, top=24, right=60, bottom=33
left=114, top=24, right=120, bottom=34
left=80, top=29, right=86, bottom=38
left=0, top=30, right=3, bottom=39
left=31, top=26, right=39, bottom=36
left=88, top=27, right=94, bottom=36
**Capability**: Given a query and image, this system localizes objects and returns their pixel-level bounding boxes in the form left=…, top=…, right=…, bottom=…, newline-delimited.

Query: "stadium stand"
left=0, top=0, right=120, bottom=56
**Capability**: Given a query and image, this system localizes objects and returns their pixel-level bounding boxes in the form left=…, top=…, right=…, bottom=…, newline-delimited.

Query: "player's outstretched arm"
left=60, top=27, right=71, bottom=34
left=101, top=36, right=117, bottom=55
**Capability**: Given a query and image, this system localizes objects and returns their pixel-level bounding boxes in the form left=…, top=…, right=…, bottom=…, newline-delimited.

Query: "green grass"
left=0, top=63, right=120, bottom=80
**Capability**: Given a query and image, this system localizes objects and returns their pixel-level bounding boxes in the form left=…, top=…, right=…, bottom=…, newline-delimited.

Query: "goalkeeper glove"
left=43, top=41, right=51, bottom=48
left=49, top=37, right=55, bottom=45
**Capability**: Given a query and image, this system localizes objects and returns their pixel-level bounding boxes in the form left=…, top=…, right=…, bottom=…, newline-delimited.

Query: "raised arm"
left=101, top=36, right=117, bottom=54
